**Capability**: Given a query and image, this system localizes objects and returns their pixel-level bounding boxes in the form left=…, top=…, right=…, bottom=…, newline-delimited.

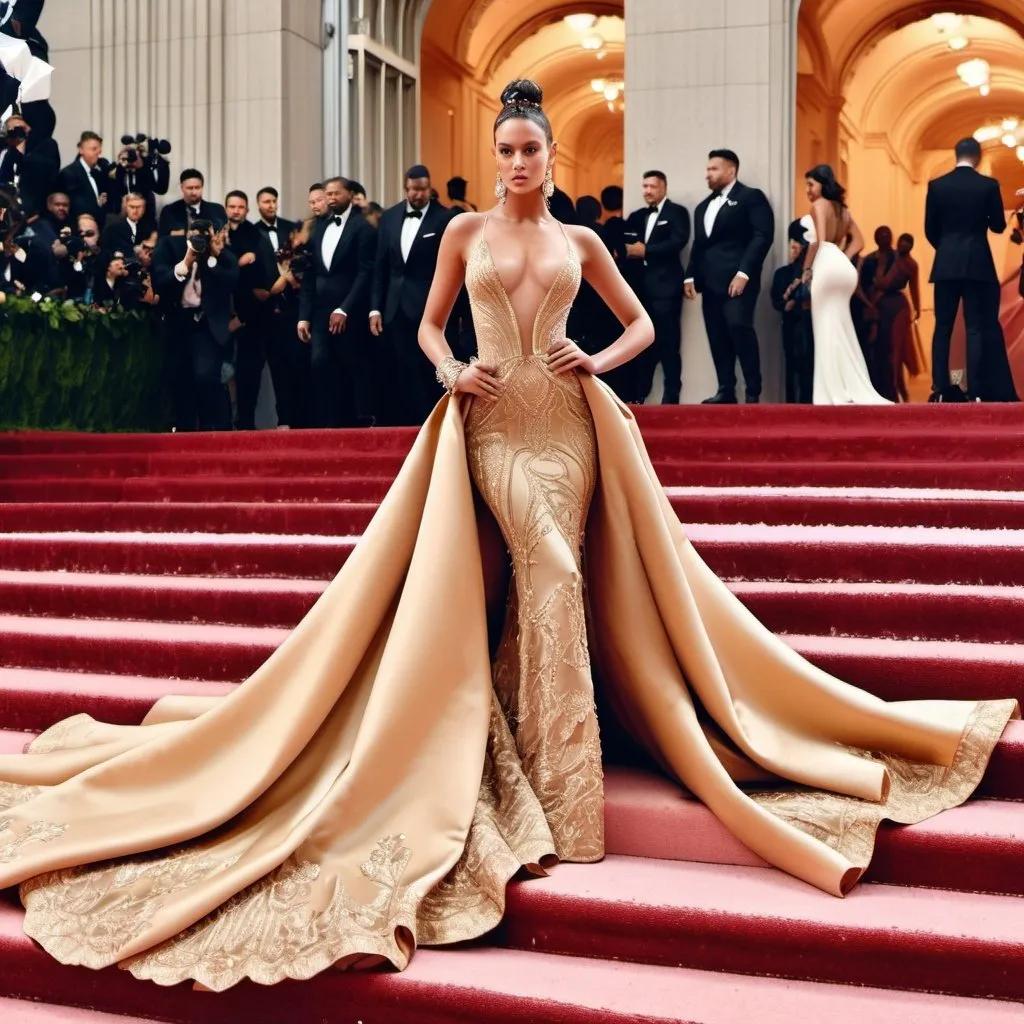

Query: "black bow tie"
left=332, top=216, right=343, bottom=226
left=265, top=221, right=277, bottom=230
left=647, top=204, right=659, bottom=213
left=405, top=209, right=423, bottom=219
left=711, top=190, right=725, bottom=200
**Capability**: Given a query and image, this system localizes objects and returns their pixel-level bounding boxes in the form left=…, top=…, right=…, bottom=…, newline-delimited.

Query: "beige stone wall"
left=626, top=0, right=795, bottom=402
left=40, top=0, right=324, bottom=221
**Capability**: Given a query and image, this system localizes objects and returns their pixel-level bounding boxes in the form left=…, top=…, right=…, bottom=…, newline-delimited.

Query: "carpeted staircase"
left=1, top=404, right=1023, bottom=1023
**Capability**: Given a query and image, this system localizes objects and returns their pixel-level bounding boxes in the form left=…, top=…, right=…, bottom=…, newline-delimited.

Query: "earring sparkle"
left=495, top=172, right=507, bottom=204
left=542, top=167, right=555, bottom=201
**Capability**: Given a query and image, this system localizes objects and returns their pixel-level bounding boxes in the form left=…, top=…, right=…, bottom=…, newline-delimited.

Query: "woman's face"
left=494, top=118, right=554, bottom=199
left=804, top=177, right=822, bottom=203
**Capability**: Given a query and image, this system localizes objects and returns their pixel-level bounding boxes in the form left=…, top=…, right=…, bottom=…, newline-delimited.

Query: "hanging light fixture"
left=957, top=57, right=990, bottom=93
left=564, top=13, right=597, bottom=32
left=974, top=125, right=1003, bottom=143
left=590, top=78, right=606, bottom=93
left=581, top=32, right=604, bottom=51
left=1016, top=145, right=1024, bottom=162
left=931, top=13, right=963, bottom=34
left=1002, top=118, right=1019, bottom=132
left=948, top=36, right=969, bottom=51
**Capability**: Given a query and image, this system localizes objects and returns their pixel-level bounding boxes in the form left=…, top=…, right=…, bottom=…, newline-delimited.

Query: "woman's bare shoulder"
left=564, top=223, right=602, bottom=257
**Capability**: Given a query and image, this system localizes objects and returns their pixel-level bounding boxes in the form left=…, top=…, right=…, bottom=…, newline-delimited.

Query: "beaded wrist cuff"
left=436, top=356, right=469, bottom=395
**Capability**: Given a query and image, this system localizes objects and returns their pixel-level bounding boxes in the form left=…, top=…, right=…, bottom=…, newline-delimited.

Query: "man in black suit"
left=685, top=149, right=775, bottom=404
left=0, top=112, right=58, bottom=218
left=624, top=170, right=690, bottom=403
left=298, top=176, right=376, bottom=427
left=925, top=137, right=1009, bottom=402
left=224, top=190, right=279, bottom=430
left=368, top=164, right=454, bottom=425
left=158, top=168, right=227, bottom=237
left=152, top=219, right=239, bottom=431
left=254, top=186, right=298, bottom=256
left=57, top=131, right=113, bottom=225
left=100, top=192, right=156, bottom=256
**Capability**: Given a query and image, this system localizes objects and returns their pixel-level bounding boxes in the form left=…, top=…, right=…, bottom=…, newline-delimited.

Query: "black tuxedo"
left=100, top=216, right=157, bottom=257
left=255, top=217, right=299, bottom=254
left=109, top=161, right=169, bottom=228
left=925, top=165, right=1010, bottom=398
left=152, top=236, right=240, bottom=430
left=57, top=158, right=113, bottom=223
left=624, top=199, right=690, bottom=402
left=299, top=208, right=376, bottom=426
left=158, top=199, right=228, bottom=237
left=370, top=200, right=453, bottom=424
left=686, top=181, right=774, bottom=399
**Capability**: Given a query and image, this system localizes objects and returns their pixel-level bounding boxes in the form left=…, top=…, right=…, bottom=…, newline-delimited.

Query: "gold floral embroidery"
left=123, top=836, right=421, bottom=991
left=28, top=714, right=92, bottom=755
left=20, top=845, right=240, bottom=968
left=0, top=781, right=45, bottom=813
left=0, top=818, right=67, bottom=863
left=750, top=699, right=1017, bottom=872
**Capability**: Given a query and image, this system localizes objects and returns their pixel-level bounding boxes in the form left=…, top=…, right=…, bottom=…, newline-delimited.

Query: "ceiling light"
left=1002, top=118, right=1019, bottom=131
left=980, top=84, right=990, bottom=96
left=948, top=36, right=968, bottom=51
left=564, top=13, right=597, bottom=32
left=581, top=32, right=604, bottom=51
left=957, top=57, right=990, bottom=89
left=931, top=13, right=962, bottom=34
left=974, top=125, right=1002, bottom=143
left=590, top=78, right=605, bottom=93
left=1017, top=146, right=1024, bottom=161
left=1002, top=133, right=1018, bottom=147
left=603, top=84, right=619, bottom=101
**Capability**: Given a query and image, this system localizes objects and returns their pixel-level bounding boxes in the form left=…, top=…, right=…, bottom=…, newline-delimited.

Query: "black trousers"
left=380, top=308, right=440, bottom=426
left=634, top=296, right=683, bottom=403
left=701, top=287, right=762, bottom=397
left=234, top=316, right=297, bottom=429
left=310, top=313, right=373, bottom=428
left=782, top=313, right=814, bottom=404
left=170, top=313, right=231, bottom=432
left=932, top=279, right=1000, bottom=396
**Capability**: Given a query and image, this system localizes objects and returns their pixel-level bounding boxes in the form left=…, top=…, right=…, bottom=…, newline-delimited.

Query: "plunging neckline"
left=477, top=227, right=577, bottom=357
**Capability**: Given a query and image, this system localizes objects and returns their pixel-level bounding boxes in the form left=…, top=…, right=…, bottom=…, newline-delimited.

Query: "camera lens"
left=120, top=134, right=134, bottom=146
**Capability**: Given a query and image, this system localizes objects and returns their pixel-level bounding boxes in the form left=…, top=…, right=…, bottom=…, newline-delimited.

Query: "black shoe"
left=702, top=390, right=737, bottom=405
left=745, top=393, right=760, bottom=405
left=661, top=392, right=680, bottom=405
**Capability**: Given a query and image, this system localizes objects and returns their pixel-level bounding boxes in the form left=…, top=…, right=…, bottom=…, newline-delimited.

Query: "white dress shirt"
left=174, top=244, right=220, bottom=308
left=685, top=180, right=748, bottom=285
left=401, top=201, right=428, bottom=262
left=321, top=206, right=353, bottom=317
left=263, top=220, right=280, bottom=253
left=80, top=156, right=100, bottom=202
left=644, top=198, right=665, bottom=244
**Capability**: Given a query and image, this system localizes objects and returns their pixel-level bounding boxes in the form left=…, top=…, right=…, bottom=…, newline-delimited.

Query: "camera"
left=276, top=242, right=312, bottom=275
left=188, top=231, right=211, bottom=256
left=120, top=132, right=172, bottom=164
left=5, top=125, right=27, bottom=143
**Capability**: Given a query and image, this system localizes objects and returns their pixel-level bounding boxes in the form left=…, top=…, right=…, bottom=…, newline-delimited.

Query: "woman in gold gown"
left=0, top=80, right=1016, bottom=992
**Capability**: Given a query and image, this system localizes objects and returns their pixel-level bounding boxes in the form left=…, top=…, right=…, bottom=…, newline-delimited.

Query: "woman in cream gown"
left=803, top=165, right=891, bottom=406
left=0, top=82, right=1015, bottom=992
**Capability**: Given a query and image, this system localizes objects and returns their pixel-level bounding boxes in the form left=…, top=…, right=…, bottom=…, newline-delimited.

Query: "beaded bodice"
left=464, top=218, right=581, bottom=364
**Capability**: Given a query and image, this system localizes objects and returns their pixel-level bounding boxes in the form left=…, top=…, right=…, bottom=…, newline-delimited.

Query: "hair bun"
left=500, top=79, right=543, bottom=108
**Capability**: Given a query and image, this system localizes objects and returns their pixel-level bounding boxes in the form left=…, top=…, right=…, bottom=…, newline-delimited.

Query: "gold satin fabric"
left=0, top=222, right=1015, bottom=991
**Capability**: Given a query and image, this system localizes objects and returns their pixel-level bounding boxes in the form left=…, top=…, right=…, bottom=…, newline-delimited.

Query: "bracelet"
left=435, top=355, right=469, bottom=395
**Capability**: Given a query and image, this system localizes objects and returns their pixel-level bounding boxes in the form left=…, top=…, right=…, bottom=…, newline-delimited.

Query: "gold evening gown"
left=0, top=218, right=1016, bottom=991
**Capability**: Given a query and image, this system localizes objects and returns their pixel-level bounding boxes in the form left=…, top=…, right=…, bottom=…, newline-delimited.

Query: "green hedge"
left=0, top=296, right=170, bottom=431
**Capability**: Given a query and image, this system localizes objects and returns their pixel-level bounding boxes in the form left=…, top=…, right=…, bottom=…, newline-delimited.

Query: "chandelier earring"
left=494, top=172, right=507, bottom=204
left=542, top=166, right=555, bottom=201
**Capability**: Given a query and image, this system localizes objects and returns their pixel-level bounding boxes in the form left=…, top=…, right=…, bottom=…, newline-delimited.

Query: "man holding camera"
left=58, top=131, right=113, bottom=225
left=158, top=169, right=227, bottom=237
left=109, top=133, right=171, bottom=218
left=153, top=219, right=239, bottom=431
left=298, top=177, right=376, bottom=428
left=101, top=192, right=156, bottom=257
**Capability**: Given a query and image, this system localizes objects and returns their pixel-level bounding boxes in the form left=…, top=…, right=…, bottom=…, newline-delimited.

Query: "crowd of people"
left=0, top=97, right=1020, bottom=428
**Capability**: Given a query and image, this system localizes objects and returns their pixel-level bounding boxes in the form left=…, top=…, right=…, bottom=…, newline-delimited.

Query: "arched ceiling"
left=800, top=0, right=1024, bottom=91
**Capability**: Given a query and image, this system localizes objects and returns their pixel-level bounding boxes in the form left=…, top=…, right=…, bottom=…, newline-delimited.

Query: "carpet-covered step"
left=3, top=488, right=1024, bottom=533
left=496, top=856, right=1024, bottom=1001
left=2, top=916, right=1018, bottom=1024
left=604, top=765, right=1024, bottom=897
left=0, top=996, right=156, bottom=1024
left=2, top=525, right=1022, bottom=585
left=3, top=573, right=1020, bottom=646
left=0, top=617, right=1021, bottom=713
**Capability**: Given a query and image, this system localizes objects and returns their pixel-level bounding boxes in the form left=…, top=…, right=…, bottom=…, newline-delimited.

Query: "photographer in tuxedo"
left=369, top=164, right=454, bottom=425
left=925, top=137, right=1010, bottom=402
left=624, top=170, right=690, bottom=403
left=57, top=131, right=113, bottom=225
left=158, top=169, right=227, bottom=237
left=152, top=220, right=239, bottom=431
left=685, top=149, right=774, bottom=404
left=297, top=177, right=376, bottom=428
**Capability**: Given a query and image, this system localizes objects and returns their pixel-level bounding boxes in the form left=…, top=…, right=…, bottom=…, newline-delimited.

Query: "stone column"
left=625, top=0, right=797, bottom=403
left=39, top=0, right=324, bottom=219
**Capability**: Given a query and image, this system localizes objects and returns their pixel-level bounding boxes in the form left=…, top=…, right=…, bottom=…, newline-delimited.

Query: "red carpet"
left=1, top=405, right=1023, bottom=1021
